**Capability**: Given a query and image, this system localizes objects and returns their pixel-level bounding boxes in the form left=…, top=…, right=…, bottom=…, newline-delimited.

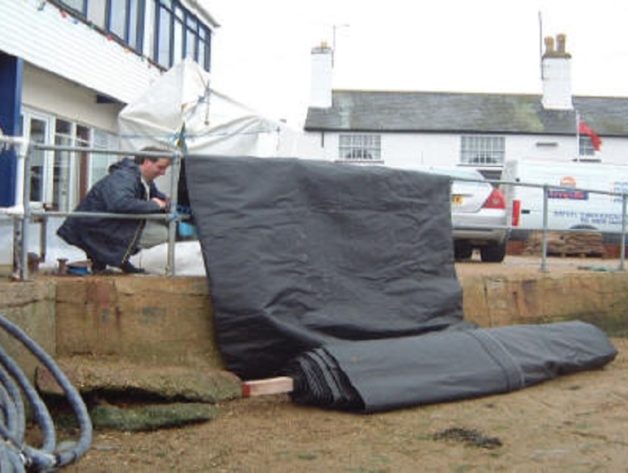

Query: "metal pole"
left=39, top=216, right=47, bottom=263
left=540, top=184, right=549, bottom=273
left=31, top=144, right=174, bottom=159
left=165, top=151, right=182, bottom=276
left=18, top=144, right=33, bottom=281
left=620, top=193, right=627, bottom=271
left=575, top=111, right=580, bottom=162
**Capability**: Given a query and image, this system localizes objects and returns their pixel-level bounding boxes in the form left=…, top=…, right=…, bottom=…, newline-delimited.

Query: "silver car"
left=429, top=167, right=509, bottom=262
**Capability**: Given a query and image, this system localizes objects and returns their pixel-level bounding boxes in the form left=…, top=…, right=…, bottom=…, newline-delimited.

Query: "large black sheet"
left=185, top=155, right=467, bottom=379
left=185, top=155, right=617, bottom=411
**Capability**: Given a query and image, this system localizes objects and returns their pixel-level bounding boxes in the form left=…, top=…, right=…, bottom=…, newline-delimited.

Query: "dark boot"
left=89, top=258, right=107, bottom=274
left=120, top=261, right=146, bottom=274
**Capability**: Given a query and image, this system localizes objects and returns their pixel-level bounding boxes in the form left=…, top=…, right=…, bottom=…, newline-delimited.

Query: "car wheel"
left=480, top=242, right=506, bottom=263
left=454, top=241, right=473, bottom=260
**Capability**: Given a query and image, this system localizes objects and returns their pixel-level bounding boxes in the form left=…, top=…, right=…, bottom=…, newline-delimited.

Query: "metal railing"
left=458, top=175, right=628, bottom=272
left=1, top=137, right=184, bottom=280
left=2, top=134, right=628, bottom=279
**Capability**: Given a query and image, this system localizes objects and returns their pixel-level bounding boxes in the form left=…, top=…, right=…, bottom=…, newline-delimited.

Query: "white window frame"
left=338, top=134, right=383, bottom=163
left=21, top=110, right=54, bottom=204
left=460, top=135, right=505, bottom=166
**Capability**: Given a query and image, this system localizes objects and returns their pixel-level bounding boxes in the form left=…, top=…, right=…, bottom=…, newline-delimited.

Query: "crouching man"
left=57, top=149, right=171, bottom=274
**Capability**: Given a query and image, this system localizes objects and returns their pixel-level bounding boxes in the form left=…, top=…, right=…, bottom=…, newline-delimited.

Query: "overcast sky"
left=205, top=0, right=628, bottom=126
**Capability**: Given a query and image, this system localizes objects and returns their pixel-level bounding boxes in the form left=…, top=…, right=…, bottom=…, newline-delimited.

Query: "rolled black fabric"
left=287, top=321, right=617, bottom=413
left=186, top=155, right=466, bottom=380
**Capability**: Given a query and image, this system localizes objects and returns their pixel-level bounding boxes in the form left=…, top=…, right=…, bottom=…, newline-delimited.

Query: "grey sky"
left=206, top=0, right=628, bottom=126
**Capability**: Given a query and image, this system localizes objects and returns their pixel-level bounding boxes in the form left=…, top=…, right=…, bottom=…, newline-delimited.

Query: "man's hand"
left=151, top=197, right=168, bottom=210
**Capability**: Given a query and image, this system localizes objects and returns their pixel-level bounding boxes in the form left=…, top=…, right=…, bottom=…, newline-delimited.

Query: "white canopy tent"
left=118, top=57, right=300, bottom=158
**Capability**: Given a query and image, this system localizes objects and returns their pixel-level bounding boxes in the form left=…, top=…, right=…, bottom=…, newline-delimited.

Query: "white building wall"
left=382, top=133, right=460, bottom=169
left=507, top=134, right=575, bottom=163
left=593, top=138, right=628, bottom=165
left=300, top=130, right=628, bottom=169
left=22, top=65, right=122, bottom=133
left=505, top=134, right=627, bottom=165
left=0, top=0, right=162, bottom=105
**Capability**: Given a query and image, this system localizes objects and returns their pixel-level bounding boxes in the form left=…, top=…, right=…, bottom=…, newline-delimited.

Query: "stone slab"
left=36, top=356, right=241, bottom=403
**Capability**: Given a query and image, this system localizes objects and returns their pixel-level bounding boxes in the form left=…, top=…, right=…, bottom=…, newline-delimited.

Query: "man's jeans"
left=139, top=220, right=169, bottom=249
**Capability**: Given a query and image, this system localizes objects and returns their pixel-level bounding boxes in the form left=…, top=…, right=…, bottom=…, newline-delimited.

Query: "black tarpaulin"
left=185, top=155, right=467, bottom=380
left=185, top=155, right=617, bottom=411
left=286, top=321, right=617, bottom=412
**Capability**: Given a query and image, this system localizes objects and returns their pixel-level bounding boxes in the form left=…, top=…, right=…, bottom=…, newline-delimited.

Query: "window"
left=338, top=135, right=382, bottom=162
left=22, top=109, right=115, bottom=209
left=60, top=0, right=145, bottom=52
left=90, top=130, right=119, bottom=189
left=185, top=16, right=198, bottom=59
left=154, top=0, right=212, bottom=71
left=52, top=122, right=92, bottom=210
left=106, top=0, right=145, bottom=52
left=53, top=120, right=74, bottom=211
left=579, top=136, right=595, bottom=156
left=87, top=1, right=106, bottom=28
left=460, top=135, right=505, bottom=166
left=57, top=0, right=87, bottom=15
left=156, top=5, right=172, bottom=66
left=26, top=117, right=51, bottom=202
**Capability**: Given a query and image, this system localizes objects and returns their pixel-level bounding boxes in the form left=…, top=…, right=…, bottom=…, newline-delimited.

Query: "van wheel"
left=480, top=242, right=506, bottom=263
left=454, top=241, right=473, bottom=260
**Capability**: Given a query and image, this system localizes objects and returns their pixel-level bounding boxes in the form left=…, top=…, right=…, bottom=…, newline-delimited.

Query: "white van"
left=501, top=159, right=628, bottom=242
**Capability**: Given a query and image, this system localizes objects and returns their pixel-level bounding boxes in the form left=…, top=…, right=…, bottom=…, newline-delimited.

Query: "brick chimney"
left=309, top=42, right=333, bottom=108
left=541, top=33, right=573, bottom=110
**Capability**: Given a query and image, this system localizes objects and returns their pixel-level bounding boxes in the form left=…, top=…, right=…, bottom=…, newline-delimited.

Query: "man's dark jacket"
left=57, top=158, right=166, bottom=266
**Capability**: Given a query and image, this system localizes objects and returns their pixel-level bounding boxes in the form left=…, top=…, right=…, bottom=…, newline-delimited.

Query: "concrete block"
left=0, top=280, right=56, bottom=382
left=54, top=276, right=223, bottom=368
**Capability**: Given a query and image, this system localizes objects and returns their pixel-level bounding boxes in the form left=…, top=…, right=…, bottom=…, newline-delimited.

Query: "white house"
left=301, top=34, right=628, bottom=180
left=0, top=0, right=218, bottom=210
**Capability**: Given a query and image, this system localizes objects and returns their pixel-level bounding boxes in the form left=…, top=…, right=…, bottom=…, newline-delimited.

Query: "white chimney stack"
left=541, top=33, right=573, bottom=110
left=309, top=42, right=333, bottom=108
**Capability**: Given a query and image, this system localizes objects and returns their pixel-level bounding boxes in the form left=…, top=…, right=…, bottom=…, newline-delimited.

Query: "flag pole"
left=575, top=110, right=580, bottom=162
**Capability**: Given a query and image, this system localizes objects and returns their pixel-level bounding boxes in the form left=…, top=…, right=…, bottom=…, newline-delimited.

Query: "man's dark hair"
left=134, top=147, right=170, bottom=165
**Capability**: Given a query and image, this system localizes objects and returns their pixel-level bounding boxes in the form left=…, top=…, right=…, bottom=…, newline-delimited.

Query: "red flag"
left=578, top=120, right=602, bottom=151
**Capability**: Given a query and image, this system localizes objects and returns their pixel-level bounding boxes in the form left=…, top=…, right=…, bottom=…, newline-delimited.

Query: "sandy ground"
left=456, top=253, right=625, bottom=277
left=61, top=338, right=627, bottom=473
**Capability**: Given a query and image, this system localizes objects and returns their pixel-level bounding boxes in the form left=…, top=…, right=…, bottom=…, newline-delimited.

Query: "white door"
left=22, top=113, right=53, bottom=204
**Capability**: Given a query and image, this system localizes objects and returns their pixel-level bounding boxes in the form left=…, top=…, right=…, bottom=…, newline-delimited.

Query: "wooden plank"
left=242, top=377, right=294, bottom=397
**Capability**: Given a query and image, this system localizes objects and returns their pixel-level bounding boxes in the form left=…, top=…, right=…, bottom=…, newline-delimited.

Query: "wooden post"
left=241, top=377, right=294, bottom=397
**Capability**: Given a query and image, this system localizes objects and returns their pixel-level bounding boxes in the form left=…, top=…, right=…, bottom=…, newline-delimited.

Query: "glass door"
left=25, top=116, right=51, bottom=203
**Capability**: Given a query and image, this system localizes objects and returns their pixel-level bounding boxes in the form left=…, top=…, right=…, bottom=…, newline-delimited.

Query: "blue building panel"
left=0, top=52, right=22, bottom=207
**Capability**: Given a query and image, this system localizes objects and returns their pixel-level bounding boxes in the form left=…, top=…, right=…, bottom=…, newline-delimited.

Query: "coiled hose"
left=0, top=313, right=92, bottom=471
